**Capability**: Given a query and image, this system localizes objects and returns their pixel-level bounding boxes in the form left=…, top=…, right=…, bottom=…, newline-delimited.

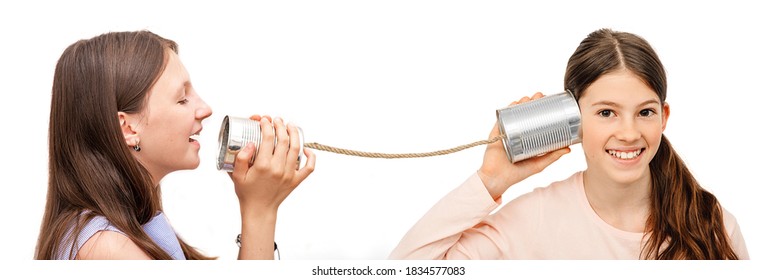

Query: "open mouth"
left=606, top=148, right=645, bottom=160
left=189, top=133, right=200, bottom=143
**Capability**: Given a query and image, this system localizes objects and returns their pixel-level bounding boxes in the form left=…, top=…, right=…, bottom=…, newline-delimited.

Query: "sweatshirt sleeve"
left=388, top=172, right=506, bottom=260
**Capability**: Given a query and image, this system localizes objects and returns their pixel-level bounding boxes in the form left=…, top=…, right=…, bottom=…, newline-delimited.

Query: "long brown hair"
left=564, top=28, right=738, bottom=259
left=36, top=30, right=213, bottom=260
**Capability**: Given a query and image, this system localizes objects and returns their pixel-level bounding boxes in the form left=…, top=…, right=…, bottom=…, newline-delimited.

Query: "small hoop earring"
left=132, top=139, right=141, bottom=152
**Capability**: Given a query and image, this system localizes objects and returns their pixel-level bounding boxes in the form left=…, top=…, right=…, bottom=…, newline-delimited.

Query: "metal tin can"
left=216, top=115, right=305, bottom=171
left=496, top=90, right=581, bottom=163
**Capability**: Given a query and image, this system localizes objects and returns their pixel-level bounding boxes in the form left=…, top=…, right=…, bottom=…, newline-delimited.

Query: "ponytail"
left=642, top=135, right=738, bottom=259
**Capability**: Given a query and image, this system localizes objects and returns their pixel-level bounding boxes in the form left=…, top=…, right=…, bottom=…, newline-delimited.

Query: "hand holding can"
left=217, top=115, right=305, bottom=172
left=496, top=90, right=581, bottom=163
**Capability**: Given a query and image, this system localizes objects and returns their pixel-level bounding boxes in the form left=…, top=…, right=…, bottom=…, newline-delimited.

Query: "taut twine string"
left=303, top=134, right=505, bottom=159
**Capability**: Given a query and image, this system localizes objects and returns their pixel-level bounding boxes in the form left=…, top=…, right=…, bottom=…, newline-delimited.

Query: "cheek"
left=144, top=116, right=186, bottom=146
left=646, top=125, right=664, bottom=145
left=580, top=120, right=607, bottom=143
left=580, top=125, right=607, bottom=156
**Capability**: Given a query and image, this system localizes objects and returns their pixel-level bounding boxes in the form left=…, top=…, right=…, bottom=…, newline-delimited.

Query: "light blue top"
left=56, top=211, right=185, bottom=260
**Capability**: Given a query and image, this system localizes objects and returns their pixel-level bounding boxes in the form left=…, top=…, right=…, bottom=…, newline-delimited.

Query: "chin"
left=182, top=158, right=201, bottom=170
left=608, top=168, right=651, bottom=185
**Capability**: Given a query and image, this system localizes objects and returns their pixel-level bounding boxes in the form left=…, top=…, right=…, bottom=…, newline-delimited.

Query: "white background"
left=1, top=0, right=773, bottom=277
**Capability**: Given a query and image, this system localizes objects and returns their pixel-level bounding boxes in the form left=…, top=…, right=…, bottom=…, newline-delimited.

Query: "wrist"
left=240, top=207, right=278, bottom=227
left=239, top=199, right=280, bottom=217
left=237, top=210, right=279, bottom=260
left=477, top=169, right=505, bottom=200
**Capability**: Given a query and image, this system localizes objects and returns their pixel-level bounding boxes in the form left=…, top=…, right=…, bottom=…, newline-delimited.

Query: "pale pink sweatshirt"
left=389, top=171, right=749, bottom=259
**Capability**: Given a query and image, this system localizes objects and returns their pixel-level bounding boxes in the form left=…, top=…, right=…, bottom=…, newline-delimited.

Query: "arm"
left=478, top=93, right=571, bottom=201
left=389, top=173, right=502, bottom=259
left=229, top=116, right=316, bottom=260
left=390, top=93, right=569, bottom=259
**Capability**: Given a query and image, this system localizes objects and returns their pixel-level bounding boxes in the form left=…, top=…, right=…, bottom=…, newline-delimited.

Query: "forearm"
left=237, top=207, right=279, bottom=260
left=389, top=173, right=501, bottom=259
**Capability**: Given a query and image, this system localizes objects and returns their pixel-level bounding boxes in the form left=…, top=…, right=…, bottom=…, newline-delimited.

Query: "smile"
left=606, top=148, right=644, bottom=160
left=189, top=133, right=200, bottom=143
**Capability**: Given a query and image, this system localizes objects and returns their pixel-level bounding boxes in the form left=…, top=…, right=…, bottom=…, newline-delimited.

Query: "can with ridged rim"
left=217, top=115, right=305, bottom=171
left=496, top=90, right=581, bottom=163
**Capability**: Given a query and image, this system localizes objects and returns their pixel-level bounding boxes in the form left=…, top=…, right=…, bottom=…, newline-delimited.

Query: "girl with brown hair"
left=35, top=30, right=316, bottom=259
left=389, top=28, right=747, bottom=259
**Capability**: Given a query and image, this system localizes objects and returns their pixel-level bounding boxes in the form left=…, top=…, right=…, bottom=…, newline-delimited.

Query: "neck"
left=134, top=157, right=166, bottom=187
left=150, top=170, right=166, bottom=188
left=582, top=168, right=651, bottom=232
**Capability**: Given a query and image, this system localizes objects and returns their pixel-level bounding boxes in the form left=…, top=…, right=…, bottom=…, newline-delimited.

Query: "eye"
left=639, top=109, right=656, bottom=117
left=597, top=109, right=613, bottom=118
left=177, top=98, right=189, bottom=105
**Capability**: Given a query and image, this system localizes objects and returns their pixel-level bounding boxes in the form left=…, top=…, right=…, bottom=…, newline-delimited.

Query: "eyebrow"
left=591, top=99, right=660, bottom=108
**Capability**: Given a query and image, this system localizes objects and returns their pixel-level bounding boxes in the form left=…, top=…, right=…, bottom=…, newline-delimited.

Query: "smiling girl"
left=35, top=30, right=315, bottom=260
left=389, top=28, right=747, bottom=260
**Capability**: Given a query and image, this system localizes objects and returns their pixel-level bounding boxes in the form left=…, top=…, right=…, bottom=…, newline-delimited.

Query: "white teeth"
left=608, top=149, right=641, bottom=159
left=189, top=134, right=200, bottom=142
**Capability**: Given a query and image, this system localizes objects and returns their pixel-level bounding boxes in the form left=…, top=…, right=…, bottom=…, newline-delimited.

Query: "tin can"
left=216, top=115, right=305, bottom=171
left=496, top=90, right=581, bottom=163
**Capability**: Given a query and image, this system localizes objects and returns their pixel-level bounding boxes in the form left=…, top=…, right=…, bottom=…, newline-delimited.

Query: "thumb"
left=230, top=142, right=255, bottom=181
left=530, top=147, right=571, bottom=173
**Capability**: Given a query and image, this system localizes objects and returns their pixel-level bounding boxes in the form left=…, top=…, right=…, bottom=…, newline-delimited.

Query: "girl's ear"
left=118, top=112, right=140, bottom=147
left=661, top=102, right=670, bottom=132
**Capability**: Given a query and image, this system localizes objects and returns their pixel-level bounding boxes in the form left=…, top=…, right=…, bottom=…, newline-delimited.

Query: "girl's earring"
left=133, top=139, right=141, bottom=152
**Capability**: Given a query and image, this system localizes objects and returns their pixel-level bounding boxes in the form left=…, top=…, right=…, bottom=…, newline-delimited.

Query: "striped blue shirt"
left=56, top=211, right=185, bottom=260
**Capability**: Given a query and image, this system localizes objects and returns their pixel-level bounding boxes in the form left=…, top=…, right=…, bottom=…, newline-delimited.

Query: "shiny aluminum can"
left=217, top=115, right=305, bottom=171
left=496, top=90, right=581, bottom=163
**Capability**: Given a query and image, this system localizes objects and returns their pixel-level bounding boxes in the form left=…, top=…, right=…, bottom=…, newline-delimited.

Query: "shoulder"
left=721, top=208, right=739, bottom=230
left=720, top=207, right=744, bottom=241
left=719, top=207, right=750, bottom=259
left=77, top=230, right=152, bottom=260
left=510, top=171, right=583, bottom=206
left=499, top=171, right=583, bottom=216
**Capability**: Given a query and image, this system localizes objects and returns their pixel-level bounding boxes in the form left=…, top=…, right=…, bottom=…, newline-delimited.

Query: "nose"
left=196, top=98, right=213, bottom=120
left=615, top=118, right=640, bottom=143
